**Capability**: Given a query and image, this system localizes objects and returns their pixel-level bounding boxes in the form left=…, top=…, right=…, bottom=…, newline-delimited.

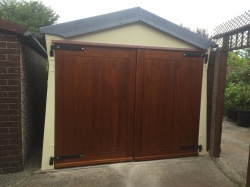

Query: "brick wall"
left=0, top=29, right=47, bottom=173
left=0, top=30, right=23, bottom=173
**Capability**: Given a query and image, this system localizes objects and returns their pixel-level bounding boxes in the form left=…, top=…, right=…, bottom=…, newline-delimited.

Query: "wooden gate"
left=55, top=46, right=204, bottom=168
left=55, top=47, right=136, bottom=168
left=134, top=49, right=204, bottom=160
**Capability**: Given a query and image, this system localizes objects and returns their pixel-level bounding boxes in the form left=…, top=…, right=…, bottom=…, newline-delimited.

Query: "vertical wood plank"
left=209, top=49, right=228, bottom=158
left=134, top=50, right=203, bottom=160
left=247, top=146, right=250, bottom=187
left=55, top=47, right=136, bottom=168
left=207, top=51, right=216, bottom=150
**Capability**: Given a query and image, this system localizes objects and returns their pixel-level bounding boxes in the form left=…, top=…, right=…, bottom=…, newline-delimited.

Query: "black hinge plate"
left=49, top=154, right=83, bottom=165
left=183, top=53, right=208, bottom=64
left=50, top=44, right=84, bottom=57
left=178, top=145, right=203, bottom=152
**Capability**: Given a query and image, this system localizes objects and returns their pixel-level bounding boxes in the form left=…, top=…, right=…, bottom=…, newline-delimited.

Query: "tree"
left=0, top=0, right=59, bottom=33
left=179, top=23, right=210, bottom=38
left=195, top=28, right=209, bottom=39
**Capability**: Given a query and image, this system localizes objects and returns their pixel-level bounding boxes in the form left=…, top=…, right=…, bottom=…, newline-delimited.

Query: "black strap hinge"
left=49, top=154, right=83, bottom=165
left=178, top=145, right=203, bottom=152
left=183, top=53, right=208, bottom=64
left=50, top=44, right=84, bottom=57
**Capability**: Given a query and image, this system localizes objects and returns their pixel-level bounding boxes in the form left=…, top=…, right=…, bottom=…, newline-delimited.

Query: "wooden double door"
left=55, top=46, right=204, bottom=169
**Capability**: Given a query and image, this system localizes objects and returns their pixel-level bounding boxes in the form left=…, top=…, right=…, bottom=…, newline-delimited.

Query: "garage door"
left=54, top=45, right=204, bottom=168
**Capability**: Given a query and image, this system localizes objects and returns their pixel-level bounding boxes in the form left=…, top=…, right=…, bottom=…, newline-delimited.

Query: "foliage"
left=179, top=23, right=209, bottom=38
left=225, top=82, right=250, bottom=110
left=195, top=28, right=209, bottom=38
left=224, top=50, right=250, bottom=110
left=227, top=50, right=249, bottom=66
left=234, top=48, right=250, bottom=60
left=0, top=0, right=59, bottom=33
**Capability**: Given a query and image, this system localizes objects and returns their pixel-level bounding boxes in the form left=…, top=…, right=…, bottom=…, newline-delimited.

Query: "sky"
left=39, top=0, right=250, bottom=36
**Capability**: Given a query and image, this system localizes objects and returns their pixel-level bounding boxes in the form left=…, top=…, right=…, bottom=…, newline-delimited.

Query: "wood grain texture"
left=134, top=49, right=203, bottom=160
left=55, top=46, right=204, bottom=168
left=55, top=47, right=136, bottom=168
left=209, top=49, right=228, bottom=158
left=207, top=51, right=216, bottom=150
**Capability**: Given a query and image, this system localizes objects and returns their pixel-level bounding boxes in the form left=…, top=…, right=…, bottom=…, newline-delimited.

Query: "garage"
left=40, top=7, right=214, bottom=170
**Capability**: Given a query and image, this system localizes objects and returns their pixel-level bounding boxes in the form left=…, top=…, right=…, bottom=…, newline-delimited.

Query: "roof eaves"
left=137, top=8, right=214, bottom=49
left=40, top=7, right=215, bottom=49
left=40, top=7, right=142, bottom=38
left=0, top=19, right=27, bottom=34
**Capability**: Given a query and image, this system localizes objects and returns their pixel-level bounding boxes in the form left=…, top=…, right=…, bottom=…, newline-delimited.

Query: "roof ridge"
left=40, top=7, right=214, bottom=49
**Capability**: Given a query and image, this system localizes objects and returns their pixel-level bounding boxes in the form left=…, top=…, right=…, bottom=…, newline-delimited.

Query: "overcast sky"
left=39, top=0, right=250, bottom=35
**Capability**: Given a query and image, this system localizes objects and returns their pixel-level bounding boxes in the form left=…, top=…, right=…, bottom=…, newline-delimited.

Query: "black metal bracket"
left=49, top=154, right=83, bottom=165
left=178, top=145, right=203, bottom=152
left=183, top=53, right=208, bottom=64
left=50, top=44, right=84, bottom=57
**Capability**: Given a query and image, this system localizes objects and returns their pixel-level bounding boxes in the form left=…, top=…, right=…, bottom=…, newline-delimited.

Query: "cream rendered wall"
left=41, top=22, right=208, bottom=170
left=198, top=56, right=209, bottom=155
left=69, top=23, right=197, bottom=49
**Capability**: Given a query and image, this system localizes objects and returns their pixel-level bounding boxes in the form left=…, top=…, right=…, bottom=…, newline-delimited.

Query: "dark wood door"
left=55, top=46, right=136, bottom=168
left=134, top=49, right=204, bottom=161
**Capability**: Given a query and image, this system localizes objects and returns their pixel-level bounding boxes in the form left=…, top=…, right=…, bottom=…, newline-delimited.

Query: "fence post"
left=247, top=146, right=250, bottom=187
left=209, top=48, right=228, bottom=158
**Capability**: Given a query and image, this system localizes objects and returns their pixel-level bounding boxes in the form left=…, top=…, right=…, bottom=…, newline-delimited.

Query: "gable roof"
left=40, top=7, right=214, bottom=50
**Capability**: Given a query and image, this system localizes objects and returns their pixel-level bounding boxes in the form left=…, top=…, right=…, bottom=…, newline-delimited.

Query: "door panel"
left=55, top=47, right=136, bottom=168
left=134, top=49, right=204, bottom=160
left=55, top=46, right=204, bottom=168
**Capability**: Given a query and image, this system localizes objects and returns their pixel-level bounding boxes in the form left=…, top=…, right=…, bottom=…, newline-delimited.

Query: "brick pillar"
left=0, top=32, right=23, bottom=173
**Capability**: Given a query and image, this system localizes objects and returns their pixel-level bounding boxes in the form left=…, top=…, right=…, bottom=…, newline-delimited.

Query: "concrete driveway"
left=0, top=119, right=249, bottom=187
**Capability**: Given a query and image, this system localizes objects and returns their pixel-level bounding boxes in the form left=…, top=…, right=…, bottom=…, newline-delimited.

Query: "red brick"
left=0, top=128, right=9, bottom=133
left=6, top=42, right=20, bottom=48
left=8, top=161, right=23, bottom=167
left=0, top=92, right=7, bottom=97
left=0, top=151, right=9, bottom=157
left=0, top=98, right=20, bottom=104
left=8, top=104, right=20, bottom=110
left=0, top=110, right=19, bottom=115
left=0, top=67, right=7, bottom=73
left=0, top=48, right=19, bottom=55
left=0, top=140, right=9, bottom=146
left=0, top=61, right=19, bottom=68
left=7, top=68, right=19, bottom=73
left=0, top=122, right=20, bottom=127
left=0, top=85, right=20, bottom=91
left=0, top=54, right=6, bottom=61
left=0, top=162, right=10, bottom=167
left=9, top=139, right=21, bottom=145
left=0, top=79, right=7, bottom=85
left=0, top=135, right=21, bottom=142
left=9, top=128, right=19, bottom=133
left=0, top=116, right=8, bottom=122
left=0, top=35, right=18, bottom=42
left=8, top=92, right=20, bottom=98
left=8, top=80, right=19, bottom=86
left=0, top=73, right=20, bottom=80
left=0, top=155, right=22, bottom=162
left=0, top=42, right=6, bottom=48
left=8, top=116, right=20, bottom=122
left=0, top=104, right=8, bottom=109
left=9, top=150, right=21, bottom=156
left=8, top=55, right=20, bottom=62
left=0, top=73, right=19, bottom=79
